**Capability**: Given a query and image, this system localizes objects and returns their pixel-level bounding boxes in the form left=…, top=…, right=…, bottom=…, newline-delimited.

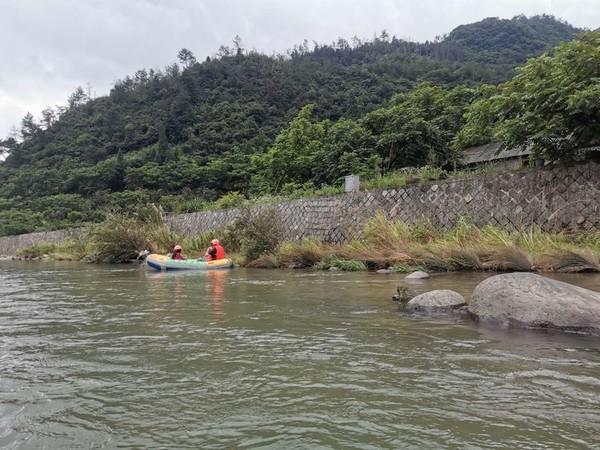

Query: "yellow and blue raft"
left=146, top=254, right=234, bottom=271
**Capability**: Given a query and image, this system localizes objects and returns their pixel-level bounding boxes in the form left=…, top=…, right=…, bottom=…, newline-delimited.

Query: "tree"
left=313, top=119, right=377, bottom=184
left=217, top=45, right=232, bottom=57
left=20, top=113, right=40, bottom=140
left=40, top=106, right=57, bottom=129
left=363, top=83, right=477, bottom=171
left=452, top=85, right=498, bottom=149
left=0, top=137, right=17, bottom=158
left=177, top=48, right=197, bottom=68
left=460, top=31, right=600, bottom=161
left=67, top=86, right=88, bottom=109
left=233, top=35, right=244, bottom=56
left=155, top=123, right=170, bottom=163
left=8, top=125, right=20, bottom=141
left=252, top=104, right=328, bottom=193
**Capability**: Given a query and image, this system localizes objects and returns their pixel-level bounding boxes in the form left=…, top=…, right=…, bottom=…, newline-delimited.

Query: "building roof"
left=461, top=142, right=532, bottom=166
left=461, top=142, right=600, bottom=166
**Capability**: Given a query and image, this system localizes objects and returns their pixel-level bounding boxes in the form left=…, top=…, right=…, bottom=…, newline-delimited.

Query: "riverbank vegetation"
left=1, top=16, right=592, bottom=237
left=251, top=214, right=600, bottom=273
left=15, top=208, right=600, bottom=275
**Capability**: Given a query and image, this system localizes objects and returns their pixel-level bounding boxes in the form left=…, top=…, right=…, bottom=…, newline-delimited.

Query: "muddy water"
left=1, top=261, right=600, bottom=448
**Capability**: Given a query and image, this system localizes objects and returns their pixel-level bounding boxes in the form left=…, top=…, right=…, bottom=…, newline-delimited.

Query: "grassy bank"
left=15, top=207, right=600, bottom=275
left=252, top=213, right=600, bottom=274
left=279, top=215, right=600, bottom=273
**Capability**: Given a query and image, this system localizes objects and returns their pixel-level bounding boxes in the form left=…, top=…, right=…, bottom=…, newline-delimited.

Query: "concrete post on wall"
left=345, top=175, right=360, bottom=193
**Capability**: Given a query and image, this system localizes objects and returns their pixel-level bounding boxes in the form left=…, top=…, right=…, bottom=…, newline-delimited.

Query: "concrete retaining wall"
left=1, top=162, right=599, bottom=255
left=168, top=162, right=600, bottom=242
left=0, top=229, right=83, bottom=256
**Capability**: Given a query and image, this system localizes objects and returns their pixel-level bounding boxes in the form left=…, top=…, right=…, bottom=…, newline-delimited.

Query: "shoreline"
left=2, top=205, right=600, bottom=274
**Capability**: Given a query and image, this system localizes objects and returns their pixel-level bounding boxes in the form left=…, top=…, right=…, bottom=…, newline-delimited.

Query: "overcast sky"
left=1, top=0, right=598, bottom=137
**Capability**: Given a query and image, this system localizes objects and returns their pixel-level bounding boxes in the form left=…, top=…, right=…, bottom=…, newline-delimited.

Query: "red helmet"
left=211, top=239, right=220, bottom=246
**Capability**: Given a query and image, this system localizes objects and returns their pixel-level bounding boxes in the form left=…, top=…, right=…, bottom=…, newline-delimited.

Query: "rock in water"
left=392, top=285, right=414, bottom=304
left=469, top=273, right=600, bottom=333
left=406, top=271, right=430, bottom=280
left=406, top=290, right=466, bottom=313
left=377, top=268, right=394, bottom=274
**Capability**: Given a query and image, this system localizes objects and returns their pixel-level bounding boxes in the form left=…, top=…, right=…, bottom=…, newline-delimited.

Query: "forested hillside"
left=0, top=15, right=584, bottom=235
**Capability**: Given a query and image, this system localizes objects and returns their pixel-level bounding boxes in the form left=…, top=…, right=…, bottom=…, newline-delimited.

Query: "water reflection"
left=144, top=268, right=230, bottom=320
left=206, top=270, right=227, bottom=321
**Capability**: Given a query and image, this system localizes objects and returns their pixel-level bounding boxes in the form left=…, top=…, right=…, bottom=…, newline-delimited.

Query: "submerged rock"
left=392, top=285, right=414, bottom=304
left=406, top=290, right=466, bottom=313
left=469, top=273, right=600, bottom=333
left=376, top=268, right=394, bottom=274
left=405, top=270, right=430, bottom=280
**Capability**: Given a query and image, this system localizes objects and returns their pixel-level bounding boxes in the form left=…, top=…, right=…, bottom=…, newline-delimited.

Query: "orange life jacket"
left=214, top=244, right=225, bottom=260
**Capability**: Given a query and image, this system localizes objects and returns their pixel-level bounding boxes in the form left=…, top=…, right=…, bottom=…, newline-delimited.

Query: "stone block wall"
left=167, top=162, right=600, bottom=243
left=1, top=162, right=599, bottom=255
left=0, top=229, right=83, bottom=256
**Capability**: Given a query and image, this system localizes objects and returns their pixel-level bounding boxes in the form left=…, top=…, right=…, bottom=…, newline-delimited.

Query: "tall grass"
left=361, top=166, right=448, bottom=191
left=29, top=200, right=599, bottom=274
left=254, top=215, right=597, bottom=273
left=277, top=239, right=325, bottom=268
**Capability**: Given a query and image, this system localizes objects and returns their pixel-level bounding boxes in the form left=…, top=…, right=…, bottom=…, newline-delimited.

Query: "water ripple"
left=1, top=263, right=600, bottom=448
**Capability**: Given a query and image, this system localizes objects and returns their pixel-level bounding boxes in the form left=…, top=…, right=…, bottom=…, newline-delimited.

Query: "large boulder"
left=469, top=273, right=600, bottom=333
left=406, top=290, right=466, bottom=313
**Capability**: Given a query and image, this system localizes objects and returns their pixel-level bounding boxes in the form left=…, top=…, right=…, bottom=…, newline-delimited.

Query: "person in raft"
left=171, top=244, right=186, bottom=260
left=205, top=239, right=225, bottom=261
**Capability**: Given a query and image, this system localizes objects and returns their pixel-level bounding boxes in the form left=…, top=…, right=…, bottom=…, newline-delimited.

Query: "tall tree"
left=459, top=31, right=600, bottom=161
left=156, top=123, right=170, bottom=163
left=67, top=86, right=88, bottom=109
left=40, top=107, right=57, bottom=129
left=177, top=48, right=197, bottom=68
left=20, top=113, right=40, bottom=140
left=0, top=137, right=17, bottom=158
left=233, top=35, right=244, bottom=56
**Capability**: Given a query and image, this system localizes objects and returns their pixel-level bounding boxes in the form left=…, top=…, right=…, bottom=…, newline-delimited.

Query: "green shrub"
left=226, top=206, right=285, bottom=262
left=331, top=259, right=367, bottom=271
left=87, top=205, right=178, bottom=263
left=213, top=191, right=246, bottom=210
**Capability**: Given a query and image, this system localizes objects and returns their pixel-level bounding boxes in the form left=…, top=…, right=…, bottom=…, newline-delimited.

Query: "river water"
left=1, top=261, right=600, bottom=449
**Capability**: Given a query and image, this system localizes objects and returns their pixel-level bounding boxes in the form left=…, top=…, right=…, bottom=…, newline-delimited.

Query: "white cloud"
left=0, top=0, right=598, bottom=136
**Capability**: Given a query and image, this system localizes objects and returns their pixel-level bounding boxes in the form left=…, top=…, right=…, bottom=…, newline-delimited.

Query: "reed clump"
left=277, top=239, right=326, bottom=268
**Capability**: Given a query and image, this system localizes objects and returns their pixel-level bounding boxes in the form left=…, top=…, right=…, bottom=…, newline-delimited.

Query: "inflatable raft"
left=146, top=254, right=234, bottom=271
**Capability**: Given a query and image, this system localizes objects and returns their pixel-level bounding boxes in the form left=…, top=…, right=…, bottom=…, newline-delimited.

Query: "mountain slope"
left=446, top=14, right=581, bottom=64
left=0, top=15, right=583, bottom=236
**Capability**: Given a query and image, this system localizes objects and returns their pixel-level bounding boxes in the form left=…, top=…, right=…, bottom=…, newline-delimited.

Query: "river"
left=1, top=261, right=600, bottom=449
